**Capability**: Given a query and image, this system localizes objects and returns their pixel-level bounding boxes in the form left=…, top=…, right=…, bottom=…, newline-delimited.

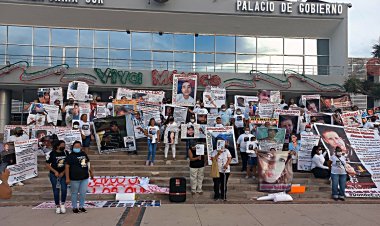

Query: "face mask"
left=73, top=125, right=79, bottom=129
left=230, top=105, right=234, bottom=109
left=245, top=131, right=250, bottom=134
left=59, top=147, right=65, bottom=151
left=336, top=152, right=342, bottom=157
left=73, top=148, right=81, bottom=153
left=221, top=108, right=226, bottom=111
left=237, top=111, right=242, bottom=115
left=316, top=150, right=321, bottom=155
left=190, top=119, right=195, bottom=123
left=306, top=128, right=311, bottom=132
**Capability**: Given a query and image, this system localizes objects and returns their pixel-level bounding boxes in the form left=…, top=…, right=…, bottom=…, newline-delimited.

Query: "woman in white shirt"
left=211, top=140, right=232, bottom=201
left=310, top=146, right=330, bottom=179
left=144, top=118, right=160, bottom=166
left=79, top=114, right=92, bottom=155
left=330, top=147, right=347, bottom=201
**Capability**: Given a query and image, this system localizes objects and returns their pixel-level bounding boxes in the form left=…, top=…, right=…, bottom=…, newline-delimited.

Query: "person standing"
left=236, top=127, right=254, bottom=174
left=211, top=141, right=232, bottom=201
left=188, top=141, right=205, bottom=195
left=330, top=147, right=347, bottom=201
left=164, top=116, right=178, bottom=161
left=232, top=108, right=246, bottom=137
left=79, top=114, right=92, bottom=155
left=46, top=140, right=69, bottom=214
left=219, top=105, right=230, bottom=126
left=144, top=118, right=160, bottom=166
left=65, top=141, right=94, bottom=214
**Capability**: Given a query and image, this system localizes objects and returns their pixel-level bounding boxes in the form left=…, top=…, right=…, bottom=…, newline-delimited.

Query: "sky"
left=328, top=0, right=380, bottom=57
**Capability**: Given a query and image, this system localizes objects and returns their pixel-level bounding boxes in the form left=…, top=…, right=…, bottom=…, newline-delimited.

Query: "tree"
left=372, top=42, right=380, bottom=58
left=344, top=77, right=364, bottom=94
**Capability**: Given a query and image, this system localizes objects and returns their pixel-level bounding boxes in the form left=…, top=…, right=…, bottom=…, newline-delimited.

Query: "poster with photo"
left=320, top=95, right=352, bottom=112
left=205, top=126, right=238, bottom=165
left=207, top=114, right=220, bottom=127
left=258, top=151, right=293, bottom=192
left=89, top=102, right=109, bottom=121
left=297, top=134, right=320, bottom=171
left=257, top=90, right=271, bottom=104
left=31, top=126, right=56, bottom=143
left=196, top=113, right=208, bottom=125
left=180, top=124, right=200, bottom=139
left=93, top=116, right=130, bottom=154
left=162, top=104, right=187, bottom=124
left=258, top=103, right=276, bottom=118
left=138, top=102, right=161, bottom=126
left=301, top=95, right=321, bottom=114
left=28, top=103, right=59, bottom=126
left=116, top=88, right=165, bottom=104
left=8, top=139, right=38, bottom=184
left=132, top=111, right=146, bottom=139
left=203, top=87, right=226, bottom=108
left=67, top=81, right=89, bottom=101
left=113, top=100, right=137, bottom=117
left=123, top=136, right=136, bottom=152
left=305, top=113, right=333, bottom=124
left=256, top=127, right=286, bottom=151
left=56, top=129, right=82, bottom=151
left=196, top=144, right=205, bottom=155
left=0, top=143, right=16, bottom=167
left=278, top=114, right=300, bottom=135
left=270, top=91, right=281, bottom=104
left=172, top=74, right=197, bottom=107
left=235, top=95, right=259, bottom=113
left=164, top=123, right=179, bottom=144
left=79, top=103, right=91, bottom=121
left=38, top=87, right=63, bottom=105
left=340, top=111, right=363, bottom=128
left=3, top=125, right=30, bottom=143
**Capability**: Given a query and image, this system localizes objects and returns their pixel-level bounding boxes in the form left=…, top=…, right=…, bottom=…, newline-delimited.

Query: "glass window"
left=153, top=51, right=173, bottom=70
left=215, top=36, right=235, bottom=53
left=317, top=56, right=329, bottom=75
left=305, top=56, right=318, bottom=75
left=34, top=28, right=49, bottom=46
left=78, top=48, right=93, bottom=67
left=195, top=53, right=214, bottom=72
left=317, top=39, right=329, bottom=56
left=79, top=30, right=94, bottom=48
left=131, top=50, right=151, bottom=69
left=51, top=28, right=77, bottom=46
left=174, top=34, right=194, bottom=51
left=257, top=37, right=283, bottom=54
left=304, top=39, right=317, bottom=55
left=8, top=26, right=33, bottom=45
left=257, top=55, right=283, bottom=74
left=195, top=35, right=214, bottom=52
left=0, top=45, right=5, bottom=65
left=110, top=31, right=130, bottom=49
left=8, top=45, right=32, bottom=60
left=0, top=26, right=6, bottom=44
left=152, top=33, right=173, bottom=51
left=236, top=36, right=256, bottom=53
left=64, top=48, right=77, bottom=67
left=284, top=38, right=303, bottom=55
left=284, top=56, right=303, bottom=74
left=174, top=52, right=193, bottom=71
left=94, top=48, right=108, bottom=67
left=33, top=46, right=49, bottom=66
left=215, top=53, right=235, bottom=72
left=51, top=47, right=64, bottom=65
left=110, top=49, right=130, bottom=60
left=95, top=31, right=108, bottom=48
left=237, top=54, right=256, bottom=73
left=132, top=32, right=151, bottom=50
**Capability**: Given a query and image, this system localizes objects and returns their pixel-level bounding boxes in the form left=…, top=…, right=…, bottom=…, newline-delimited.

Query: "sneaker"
left=145, top=160, right=149, bottom=166
left=339, top=197, right=345, bottom=201
left=60, top=204, right=66, bottom=214
left=79, top=207, right=87, bottom=213
left=245, top=175, right=249, bottom=179
left=198, top=191, right=203, bottom=195
left=16, top=182, right=24, bottom=186
left=134, top=151, right=138, bottom=155
left=72, top=208, right=80, bottom=214
left=150, top=162, right=154, bottom=166
left=55, top=206, right=61, bottom=214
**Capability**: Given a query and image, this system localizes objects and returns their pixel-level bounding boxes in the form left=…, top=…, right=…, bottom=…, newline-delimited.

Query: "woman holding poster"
left=144, top=118, right=160, bottom=166
left=330, top=147, right=347, bottom=201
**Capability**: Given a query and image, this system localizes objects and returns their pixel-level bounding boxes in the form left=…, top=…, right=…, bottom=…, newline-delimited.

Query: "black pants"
left=240, top=152, right=248, bottom=171
left=213, top=173, right=230, bottom=200
left=311, top=167, right=330, bottom=179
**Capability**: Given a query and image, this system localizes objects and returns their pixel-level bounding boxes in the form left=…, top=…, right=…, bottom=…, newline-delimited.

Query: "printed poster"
left=203, top=87, right=226, bottom=108
left=172, top=74, right=197, bottom=107
left=205, top=126, right=238, bottom=165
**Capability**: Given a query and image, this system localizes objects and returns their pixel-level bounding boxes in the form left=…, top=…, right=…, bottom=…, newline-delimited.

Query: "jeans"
left=49, top=172, right=67, bottom=205
left=70, top=179, right=89, bottom=208
left=331, top=173, right=346, bottom=198
left=147, top=140, right=157, bottom=163
left=213, top=173, right=230, bottom=200
left=190, top=167, right=204, bottom=193
left=240, top=152, right=248, bottom=171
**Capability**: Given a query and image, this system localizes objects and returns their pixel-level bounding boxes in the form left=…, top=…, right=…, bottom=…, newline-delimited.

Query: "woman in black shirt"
left=46, top=140, right=69, bottom=214
left=65, top=141, right=94, bottom=214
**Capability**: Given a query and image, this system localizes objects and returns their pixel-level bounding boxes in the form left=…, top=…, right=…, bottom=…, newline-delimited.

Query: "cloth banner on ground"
left=93, top=116, right=131, bottom=154
left=181, top=124, right=200, bottom=139
left=8, top=139, right=38, bottom=184
left=37, top=87, right=63, bottom=105
left=340, top=111, right=363, bottom=128
left=256, top=127, right=286, bottom=151
left=32, top=200, right=161, bottom=209
left=205, top=126, right=238, bottom=165
left=297, top=134, right=321, bottom=171
left=320, top=95, right=352, bottom=112
left=314, top=124, right=380, bottom=198
left=67, top=81, right=89, bottom=101
left=301, top=95, right=321, bottom=114
left=258, top=103, right=276, bottom=118
left=172, top=74, right=197, bottom=107
left=116, top=88, right=165, bottom=104
left=56, top=129, right=82, bottom=151
left=257, top=151, right=293, bottom=192
left=203, top=86, right=226, bottom=108
left=3, top=125, right=30, bottom=143
left=87, top=176, right=169, bottom=194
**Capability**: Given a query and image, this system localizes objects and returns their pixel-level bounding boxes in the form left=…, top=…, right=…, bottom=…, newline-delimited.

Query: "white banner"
left=258, top=103, right=276, bottom=118
left=298, top=134, right=320, bottom=171
left=67, top=81, right=89, bottom=101
left=203, top=87, right=226, bottom=108
left=340, top=111, right=363, bottom=128
left=116, top=88, right=165, bottom=104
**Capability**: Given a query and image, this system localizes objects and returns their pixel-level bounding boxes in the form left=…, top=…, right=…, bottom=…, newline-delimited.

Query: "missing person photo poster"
left=235, top=95, right=259, bottom=113
left=172, top=74, right=197, bottom=107
left=116, top=88, right=165, bottom=104
left=306, top=113, right=333, bottom=124
left=278, top=114, right=300, bottom=135
left=56, top=129, right=82, bottom=151
left=205, top=126, right=238, bottom=165
left=301, top=95, right=321, bottom=114
left=340, top=111, right=363, bottom=128
left=123, top=136, right=136, bottom=152
left=270, top=91, right=281, bottom=104
left=207, top=114, right=220, bottom=127
left=164, top=123, right=179, bottom=145
left=256, top=127, right=286, bottom=152
left=163, top=105, right=187, bottom=123
left=314, top=124, right=380, bottom=197
left=28, top=103, right=59, bottom=126
left=8, top=139, right=39, bottom=184
left=138, top=102, right=161, bottom=126
left=320, top=95, right=352, bottom=112
left=3, top=125, right=30, bottom=143
left=132, top=110, right=146, bottom=139
left=67, top=81, right=89, bottom=101
left=113, top=99, right=137, bottom=117
left=258, top=103, right=276, bottom=118
left=31, top=126, right=56, bottom=154
left=38, top=87, right=63, bottom=105
left=93, top=116, right=129, bottom=154
left=203, top=86, right=226, bottom=108
left=257, top=150, right=293, bottom=192
left=297, top=134, right=321, bottom=171
left=0, top=142, right=16, bottom=167
left=180, top=124, right=200, bottom=139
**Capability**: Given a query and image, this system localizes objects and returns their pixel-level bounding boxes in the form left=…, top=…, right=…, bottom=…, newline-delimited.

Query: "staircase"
left=1, top=139, right=380, bottom=206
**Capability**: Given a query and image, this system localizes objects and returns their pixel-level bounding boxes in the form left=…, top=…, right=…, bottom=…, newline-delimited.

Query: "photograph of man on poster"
left=278, top=115, right=299, bottom=135
left=175, top=79, right=195, bottom=105
left=306, top=99, right=320, bottom=113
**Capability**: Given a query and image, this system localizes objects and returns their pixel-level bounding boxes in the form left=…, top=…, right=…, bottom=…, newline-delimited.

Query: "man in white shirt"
left=300, top=124, right=314, bottom=135
left=215, top=117, right=224, bottom=128
left=236, top=127, right=255, bottom=175
left=219, top=104, right=230, bottom=126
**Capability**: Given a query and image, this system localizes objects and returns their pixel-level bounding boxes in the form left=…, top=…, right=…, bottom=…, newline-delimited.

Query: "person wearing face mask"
left=236, top=127, right=255, bottom=175
left=300, top=124, right=313, bottom=135
left=46, top=140, right=69, bottom=214
left=193, top=103, right=208, bottom=115
left=218, top=104, right=230, bottom=126
left=330, top=147, right=347, bottom=201
left=65, top=141, right=94, bottom=213
left=310, top=146, right=330, bottom=179
left=232, top=108, right=246, bottom=137
left=227, top=103, right=235, bottom=118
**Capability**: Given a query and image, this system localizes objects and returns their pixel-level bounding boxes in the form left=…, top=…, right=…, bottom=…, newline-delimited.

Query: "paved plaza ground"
left=1, top=204, right=380, bottom=226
